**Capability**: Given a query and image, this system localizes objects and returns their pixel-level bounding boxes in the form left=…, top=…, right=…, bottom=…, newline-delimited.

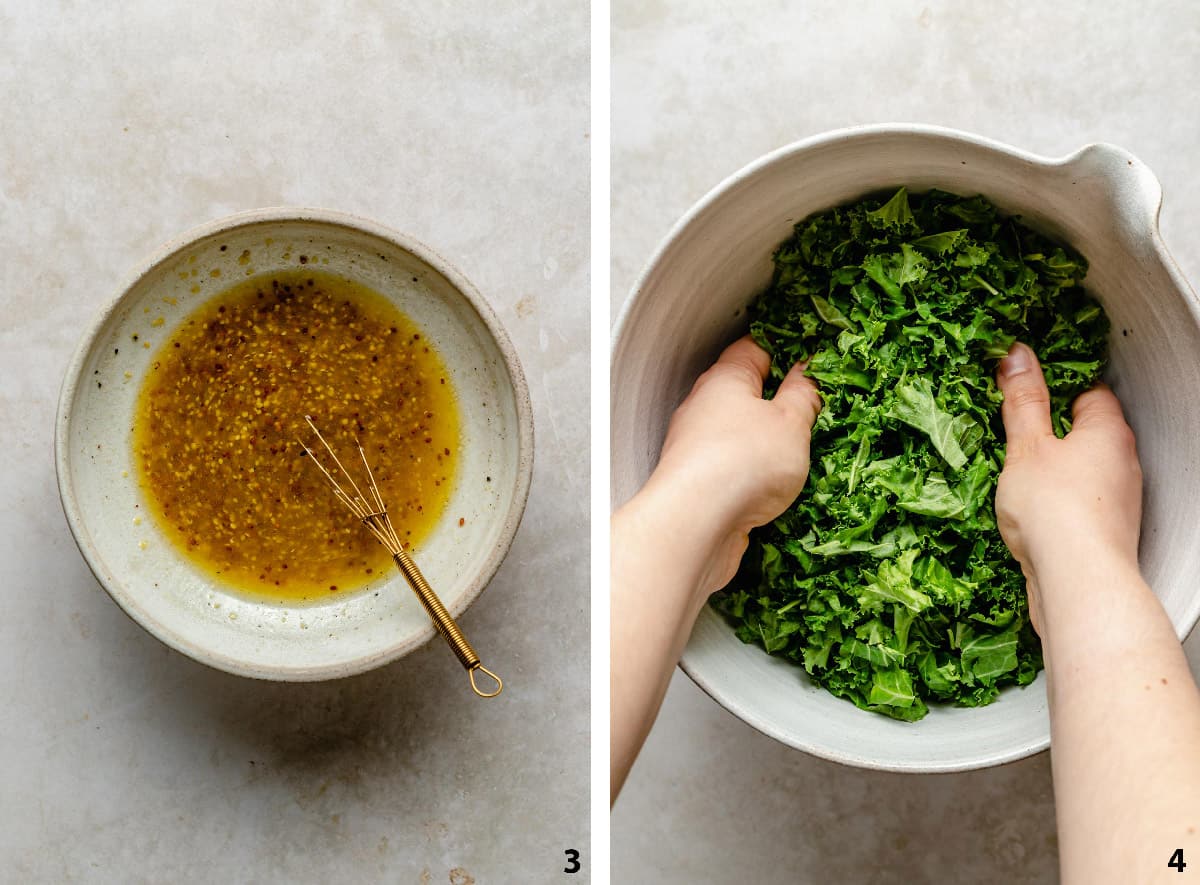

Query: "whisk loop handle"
left=391, top=549, right=503, bottom=698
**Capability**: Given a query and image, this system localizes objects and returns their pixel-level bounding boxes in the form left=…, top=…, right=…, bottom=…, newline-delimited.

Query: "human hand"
left=994, top=342, right=1143, bottom=633
left=610, top=336, right=818, bottom=798
left=643, top=335, right=822, bottom=596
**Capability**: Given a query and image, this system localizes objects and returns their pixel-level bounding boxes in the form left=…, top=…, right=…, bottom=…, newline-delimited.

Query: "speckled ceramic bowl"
left=611, top=124, right=1200, bottom=771
left=57, top=208, right=533, bottom=681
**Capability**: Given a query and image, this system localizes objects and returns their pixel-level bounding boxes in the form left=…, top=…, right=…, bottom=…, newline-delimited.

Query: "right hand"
left=993, top=342, right=1143, bottom=634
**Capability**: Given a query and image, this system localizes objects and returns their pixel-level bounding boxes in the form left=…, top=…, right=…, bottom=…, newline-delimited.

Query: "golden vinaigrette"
left=133, top=270, right=461, bottom=602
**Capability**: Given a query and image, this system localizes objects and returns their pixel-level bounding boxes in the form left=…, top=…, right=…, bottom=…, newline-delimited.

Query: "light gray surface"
left=0, top=2, right=588, bottom=882
left=612, top=2, right=1200, bottom=883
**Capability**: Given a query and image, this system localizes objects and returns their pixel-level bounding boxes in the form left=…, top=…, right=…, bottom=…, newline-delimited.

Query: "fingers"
left=696, top=336, right=819, bottom=434
left=997, top=342, right=1053, bottom=445
left=775, top=359, right=823, bottom=429
left=704, top=335, right=771, bottom=394
left=1070, top=383, right=1128, bottom=430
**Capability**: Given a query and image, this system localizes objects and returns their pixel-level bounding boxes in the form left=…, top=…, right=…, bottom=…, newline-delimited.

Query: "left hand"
left=645, top=335, right=822, bottom=594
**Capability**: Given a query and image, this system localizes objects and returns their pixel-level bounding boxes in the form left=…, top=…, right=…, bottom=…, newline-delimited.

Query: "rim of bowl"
left=612, top=122, right=1197, bottom=771
left=614, top=122, right=1168, bottom=347
left=55, top=207, right=535, bottom=681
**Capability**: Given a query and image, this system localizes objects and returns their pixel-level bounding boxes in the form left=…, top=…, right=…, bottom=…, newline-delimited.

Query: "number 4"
left=1170, top=848, right=1186, bottom=872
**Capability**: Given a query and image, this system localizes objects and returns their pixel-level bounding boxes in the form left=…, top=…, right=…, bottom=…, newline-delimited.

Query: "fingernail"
left=1000, top=343, right=1033, bottom=377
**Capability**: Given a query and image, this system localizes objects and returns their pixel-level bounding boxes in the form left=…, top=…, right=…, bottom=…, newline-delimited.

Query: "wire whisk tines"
left=298, top=415, right=502, bottom=699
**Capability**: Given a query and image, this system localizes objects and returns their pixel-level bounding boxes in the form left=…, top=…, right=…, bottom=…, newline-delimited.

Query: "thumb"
left=997, top=342, right=1053, bottom=446
left=774, top=359, right=822, bottom=431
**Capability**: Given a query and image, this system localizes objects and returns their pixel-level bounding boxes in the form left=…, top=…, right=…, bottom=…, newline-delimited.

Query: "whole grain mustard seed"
left=133, top=269, right=460, bottom=603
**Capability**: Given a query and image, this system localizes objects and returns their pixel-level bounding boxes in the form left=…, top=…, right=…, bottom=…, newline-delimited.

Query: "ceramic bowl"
left=57, top=208, right=533, bottom=681
left=611, top=124, right=1200, bottom=771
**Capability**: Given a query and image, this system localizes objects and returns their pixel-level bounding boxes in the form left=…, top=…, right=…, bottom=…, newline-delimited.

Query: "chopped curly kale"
left=714, top=187, right=1109, bottom=720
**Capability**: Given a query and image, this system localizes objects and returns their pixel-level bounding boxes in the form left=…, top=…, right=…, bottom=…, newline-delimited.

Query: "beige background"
left=612, top=2, right=1200, bottom=883
left=0, top=2, right=588, bottom=882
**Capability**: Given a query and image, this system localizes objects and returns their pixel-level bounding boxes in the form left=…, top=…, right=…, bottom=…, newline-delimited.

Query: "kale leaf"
left=714, top=188, right=1108, bottom=720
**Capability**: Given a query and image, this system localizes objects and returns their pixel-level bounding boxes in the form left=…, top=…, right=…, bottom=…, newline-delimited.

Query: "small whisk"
left=299, top=416, right=502, bottom=698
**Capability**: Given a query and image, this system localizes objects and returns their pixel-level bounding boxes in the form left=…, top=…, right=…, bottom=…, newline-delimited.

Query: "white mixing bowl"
left=611, top=124, right=1200, bottom=771
left=58, top=208, right=533, bottom=681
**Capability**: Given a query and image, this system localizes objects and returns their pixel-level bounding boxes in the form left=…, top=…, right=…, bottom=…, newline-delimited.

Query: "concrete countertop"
left=0, top=2, right=588, bottom=882
left=612, top=2, right=1200, bottom=882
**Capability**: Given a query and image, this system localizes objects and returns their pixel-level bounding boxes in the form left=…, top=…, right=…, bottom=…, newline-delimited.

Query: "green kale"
left=714, top=187, right=1108, bottom=720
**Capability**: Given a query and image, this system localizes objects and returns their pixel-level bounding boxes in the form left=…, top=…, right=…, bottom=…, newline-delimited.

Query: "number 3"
left=563, top=848, right=581, bottom=874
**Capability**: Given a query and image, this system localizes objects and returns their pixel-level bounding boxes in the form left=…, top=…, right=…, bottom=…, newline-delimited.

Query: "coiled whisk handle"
left=392, top=549, right=502, bottom=698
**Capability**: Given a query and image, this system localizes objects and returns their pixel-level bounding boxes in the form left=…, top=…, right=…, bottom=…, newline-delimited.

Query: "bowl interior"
left=59, top=213, right=530, bottom=680
left=612, top=128, right=1200, bottom=770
